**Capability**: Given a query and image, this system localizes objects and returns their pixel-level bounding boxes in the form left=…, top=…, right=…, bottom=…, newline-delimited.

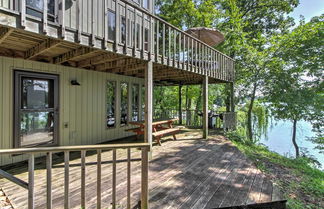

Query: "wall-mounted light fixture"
left=70, top=80, right=80, bottom=86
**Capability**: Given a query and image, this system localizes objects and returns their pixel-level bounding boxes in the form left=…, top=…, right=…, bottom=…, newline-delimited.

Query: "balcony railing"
left=0, top=0, right=234, bottom=82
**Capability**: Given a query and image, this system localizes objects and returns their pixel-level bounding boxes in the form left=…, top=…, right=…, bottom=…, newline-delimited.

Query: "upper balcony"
left=0, top=0, right=234, bottom=85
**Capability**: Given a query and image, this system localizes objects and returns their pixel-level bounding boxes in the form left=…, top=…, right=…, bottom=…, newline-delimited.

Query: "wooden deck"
left=0, top=130, right=284, bottom=209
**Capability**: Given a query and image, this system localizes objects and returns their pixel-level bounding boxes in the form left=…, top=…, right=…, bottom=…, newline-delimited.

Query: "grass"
left=229, top=138, right=324, bottom=209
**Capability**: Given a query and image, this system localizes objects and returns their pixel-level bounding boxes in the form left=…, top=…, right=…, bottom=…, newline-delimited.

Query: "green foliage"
left=265, top=14, right=324, bottom=155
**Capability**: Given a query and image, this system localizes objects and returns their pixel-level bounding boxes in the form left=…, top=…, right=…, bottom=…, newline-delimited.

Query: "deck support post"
left=203, top=75, right=208, bottom=139
left=178, top=85, right=182, bottom=125
left=144, top=60, right=153, bottom=150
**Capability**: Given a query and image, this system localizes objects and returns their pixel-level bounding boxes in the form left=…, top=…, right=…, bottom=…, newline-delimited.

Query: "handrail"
left=0, top=143, right=150, bottom=155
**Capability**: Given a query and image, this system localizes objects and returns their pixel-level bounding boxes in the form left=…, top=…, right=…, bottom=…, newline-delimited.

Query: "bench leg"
left=172, top=134, right=177, bottom=140
left=156, top=137, right=162, bottom=146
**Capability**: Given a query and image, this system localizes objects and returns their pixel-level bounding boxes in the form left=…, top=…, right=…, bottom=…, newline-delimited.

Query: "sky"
left=289, top=0, right=324, bottom=23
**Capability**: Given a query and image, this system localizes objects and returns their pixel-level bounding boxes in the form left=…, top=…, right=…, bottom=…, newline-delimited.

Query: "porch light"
left=70, top=80, right=81, bottom=86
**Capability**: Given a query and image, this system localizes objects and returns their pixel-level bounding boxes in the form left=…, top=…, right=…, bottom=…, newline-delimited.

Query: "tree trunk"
left=247, top=82, right=257, bottom=141
left=292, top=119, right=300, bottom=158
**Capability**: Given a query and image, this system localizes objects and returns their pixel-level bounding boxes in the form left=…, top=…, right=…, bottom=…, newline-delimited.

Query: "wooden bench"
left=152, top=127, right=183, bottom=146
left=125, top=127, right=143, bottom=139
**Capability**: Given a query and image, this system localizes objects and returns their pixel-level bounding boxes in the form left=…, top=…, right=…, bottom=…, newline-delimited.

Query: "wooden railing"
left=0, top=143, right=150, bottom=209
left=0, top=0, right=235, bottom=82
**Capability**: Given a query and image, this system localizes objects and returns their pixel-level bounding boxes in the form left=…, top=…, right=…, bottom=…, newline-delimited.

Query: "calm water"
left=260, top=120, right=324, bottom=167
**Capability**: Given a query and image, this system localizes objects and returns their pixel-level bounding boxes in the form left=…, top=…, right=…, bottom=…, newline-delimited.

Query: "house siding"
left=0, top=56, right=144, bottom=166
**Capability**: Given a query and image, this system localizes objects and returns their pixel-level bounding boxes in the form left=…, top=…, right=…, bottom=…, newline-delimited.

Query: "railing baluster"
left=115, top=0, right=120, bottom=51
left=133, top=10, right=137, bottom=54
left=142, top=13, right=145, bottom=56
left=21, top=0, right=26, bottom=28
left=186, top=36, right=189, bottom=70
left=112, top=149, right=117, bottom=209
left=81, top=150, right=86, bottom=208
left=149, top=15, right=154, bottom=58
left=178, top=31, right=181, bottom=67
left=97, top=149, right=102, bottom=209
left=60, top=0, right=65, bottom=39
left=173, top=30, right=176, bottom=66
left=91, top=0, right=95, bottom=46
left=162, top=23, right=165, bottom=63
left=168, top=27, right=171, bottom=65
left=191, top=38, right=194, bottom=71
left=195, top=40, right=198, bottom=71
left=28, top=154, right=34, bottom=209
left=43, top=0, right=48, bottom=34
left=46, top=152, right=52, bottom=209
left=156, top=20, right=159, bottom=61
left=103, top=0, right=108, bottom=48
left=64, top=151, right=70, bottom=209
left=125, top=5, right=129, bottom=49
left=141, top=147, right=149, bottom=209
left=182, top=34, right=185, bottom=70
left=127, top=148, right=131, bottom=209
left=76, top=0, right=81, bottom=42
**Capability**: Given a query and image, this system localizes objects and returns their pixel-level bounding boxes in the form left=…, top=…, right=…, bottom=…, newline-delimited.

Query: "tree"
left=265, top=15, right=324, bottom=157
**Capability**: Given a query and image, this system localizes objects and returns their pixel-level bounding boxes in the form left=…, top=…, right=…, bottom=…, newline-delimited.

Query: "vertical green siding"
left=0, top=56, right=144, bottom=166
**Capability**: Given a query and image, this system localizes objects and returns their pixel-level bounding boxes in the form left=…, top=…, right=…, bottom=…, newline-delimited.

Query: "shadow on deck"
left=0, top=129, right=285, bottom=209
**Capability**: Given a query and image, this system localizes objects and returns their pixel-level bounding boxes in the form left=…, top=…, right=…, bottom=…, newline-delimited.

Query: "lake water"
left=260, top=120, right=323, bottom=167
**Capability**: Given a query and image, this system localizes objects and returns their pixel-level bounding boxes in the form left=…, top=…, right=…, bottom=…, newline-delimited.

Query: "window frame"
left=106, top=80, right=117, bottom=129
left=25, top=0, right=58, bottom=22
left=120, top=82, right=129, bottom=127
left=131, top=83, right=140, bottom=122
left=14, top=70, right=59, bottom=148
left=107, top=9, right=116, bottom=41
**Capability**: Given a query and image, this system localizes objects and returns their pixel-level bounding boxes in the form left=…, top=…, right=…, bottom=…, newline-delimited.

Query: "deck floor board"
left=0, top=130, right=283, bottom=209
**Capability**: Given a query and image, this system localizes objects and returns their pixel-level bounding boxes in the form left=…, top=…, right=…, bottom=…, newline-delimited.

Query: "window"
left=108, top=10, right=116, bottom=40
left=14, top=71, right=59, bottom=148
left=144, top=28, right=149, bottom=51
left=26, top=0, right=56, bottom=21
left=120, top=82, right=128, bottom=126
left=106, top=81, right=116, bottom=128
left=121, top=16, right=126, bottom=44
left=136, top=23, right=140, bottom=48
left=132, top=84, right=139, bottom=121
left=143, top=0, right=149, bottom=9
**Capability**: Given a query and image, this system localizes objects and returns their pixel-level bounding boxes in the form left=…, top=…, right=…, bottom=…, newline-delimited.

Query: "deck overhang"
left=0, top=1, right=234, bottom=86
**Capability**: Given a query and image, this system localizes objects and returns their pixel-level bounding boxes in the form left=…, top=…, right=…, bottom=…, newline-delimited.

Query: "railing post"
left=112, top=149, right=117, bottom=209
left=64, top=151, right=70, bottom=209
left=81, top=150, right=86, bottom=208
left=127, top=148, right=131, bottom=209
left=97, top=149, right=102, bottom=209
left=141, top=147, right=149, bottom=209
left=28, top=154, right=35, bottom=209
left=46, top=152, right=52, bottom=209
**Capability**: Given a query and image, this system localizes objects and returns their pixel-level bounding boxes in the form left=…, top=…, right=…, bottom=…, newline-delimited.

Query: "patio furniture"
left=128, top=119, right=182, bottom=145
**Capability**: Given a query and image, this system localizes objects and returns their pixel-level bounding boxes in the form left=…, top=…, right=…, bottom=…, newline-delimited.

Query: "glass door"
left=14, top=71, right=59, bottom=147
